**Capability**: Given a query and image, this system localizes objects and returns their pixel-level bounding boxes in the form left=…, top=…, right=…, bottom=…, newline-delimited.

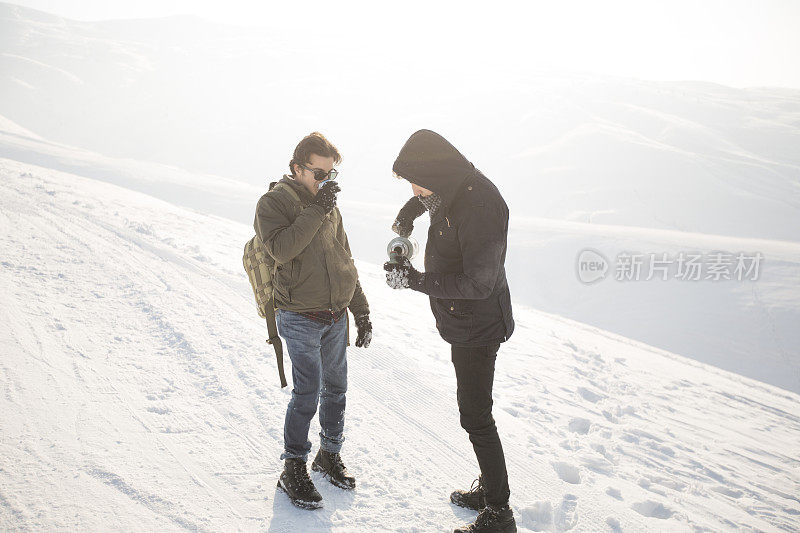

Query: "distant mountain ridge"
left=1, top=1, right=799, bottom=241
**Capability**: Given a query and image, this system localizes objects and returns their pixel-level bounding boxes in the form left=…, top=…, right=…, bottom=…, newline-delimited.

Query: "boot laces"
left=475, top=505, right=501, bottom=527
left=466, top=477, right=483, bottom=496
left=325, top=451, right=346, bottom=475
left=292, top=460, right=314, bottom=491
left=331, top=452, right=345, bottom=468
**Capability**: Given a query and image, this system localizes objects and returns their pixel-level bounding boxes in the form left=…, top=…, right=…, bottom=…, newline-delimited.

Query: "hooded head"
left=392, top=130, right=475, bottom=205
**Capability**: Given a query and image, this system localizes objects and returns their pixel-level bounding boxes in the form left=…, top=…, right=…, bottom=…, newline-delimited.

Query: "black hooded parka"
left=393, top=129, right=515, bottom=347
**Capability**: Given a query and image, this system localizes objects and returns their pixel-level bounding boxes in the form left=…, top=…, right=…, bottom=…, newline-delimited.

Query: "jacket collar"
left=279, top=175, right=315, bottom=206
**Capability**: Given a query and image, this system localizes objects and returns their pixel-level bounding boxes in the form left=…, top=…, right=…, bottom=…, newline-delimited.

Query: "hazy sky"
left=8, top=0, right=800, bottom=88
left=14, top=0, right=800, bottom=88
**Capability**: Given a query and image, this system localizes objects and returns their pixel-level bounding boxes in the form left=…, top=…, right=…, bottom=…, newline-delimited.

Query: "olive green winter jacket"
left=253, top=176, right=369, bottom=318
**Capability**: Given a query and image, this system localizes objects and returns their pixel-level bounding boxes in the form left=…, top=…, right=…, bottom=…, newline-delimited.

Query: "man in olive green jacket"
left=254, top=132, right=371, bottom=510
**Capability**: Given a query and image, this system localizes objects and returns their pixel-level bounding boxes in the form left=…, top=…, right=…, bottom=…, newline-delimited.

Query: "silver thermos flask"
left=387, top=236, right=419, bottom=264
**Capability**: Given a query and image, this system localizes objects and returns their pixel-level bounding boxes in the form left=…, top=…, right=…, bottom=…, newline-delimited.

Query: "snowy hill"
left=2, top=121, right=799, bottom=394
left=506, top=217, right=800, bottom=394
left=2, top=160, right=798, bottom=531
left=3, top=2, right=800, bottom=394
left=3, top=1, right=800, bottom=394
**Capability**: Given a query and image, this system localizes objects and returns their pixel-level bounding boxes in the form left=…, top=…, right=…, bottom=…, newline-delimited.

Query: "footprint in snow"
left=606, top=516, right=622, bottom=532
left=554, top=494, right=579, bottom=531
left=602, top=410, right=618, bottom=423
left=577, top=387, right=604, bottom=403
left=710, top=485, right=743, bottom=499
left=568, top=417, right=592, bottom=434
left=631, top=500, right=673, bottom=519
left=517, top=500, right=553, bottom=531
left=552, top=462, right=581, bottom=484
left=615, top=405, right=636, bottom=417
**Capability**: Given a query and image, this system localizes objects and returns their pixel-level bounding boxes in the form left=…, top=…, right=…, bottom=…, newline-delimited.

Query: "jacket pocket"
left=326, top=239, right=358, bottom=309
left=273, top=261, right=296, bottom=303
left=497, top=288, right=514, bottom=340
left=436, top=299, right=474, bottom=343
left=436, top=224, right=457, bottom=241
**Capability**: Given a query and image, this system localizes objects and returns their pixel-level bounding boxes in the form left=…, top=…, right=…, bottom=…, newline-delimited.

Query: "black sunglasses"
left=299, top=163, right=338, bottom=182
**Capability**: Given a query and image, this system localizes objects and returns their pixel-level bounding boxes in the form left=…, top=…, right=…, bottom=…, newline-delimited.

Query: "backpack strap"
left=264, top=306, right=287, bottom=388
left=261, top=180, right=301, bottom=388
left=270, top=181, right=301, bottom=205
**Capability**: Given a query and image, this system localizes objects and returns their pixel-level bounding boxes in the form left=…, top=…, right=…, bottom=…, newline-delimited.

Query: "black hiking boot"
left=276, top=458, right=323, bottom=510
left=450, top=476, right=487, bottom=511
left=453, top=504, right=517, bottom=533
left=311, top=449, right=356, bottom=490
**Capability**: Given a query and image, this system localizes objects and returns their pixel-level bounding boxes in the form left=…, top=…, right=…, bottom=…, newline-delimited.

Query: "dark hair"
left=289, top=132, right=342, bottom=177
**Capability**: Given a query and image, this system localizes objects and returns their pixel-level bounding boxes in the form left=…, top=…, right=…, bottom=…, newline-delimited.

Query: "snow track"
left=1, top=160, right=798, bottom=531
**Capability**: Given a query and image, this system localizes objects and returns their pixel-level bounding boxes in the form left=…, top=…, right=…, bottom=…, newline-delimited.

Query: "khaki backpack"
left=243, top=182, right=301, bottom=388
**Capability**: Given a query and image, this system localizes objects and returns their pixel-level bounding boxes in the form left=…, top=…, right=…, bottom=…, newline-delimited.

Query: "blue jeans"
left=277, top=309, right=348, bottom=461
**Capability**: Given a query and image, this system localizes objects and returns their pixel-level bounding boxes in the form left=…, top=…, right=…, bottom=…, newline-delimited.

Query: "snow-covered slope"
left=0, top=116, right=262, bottom=222
left=505, top=217, right=800, bottom=394
left=3, top=123, right=798, bottom=394
left=3, top=2, right=800, bottom=394
left=2, top=160, right=798, bottom=532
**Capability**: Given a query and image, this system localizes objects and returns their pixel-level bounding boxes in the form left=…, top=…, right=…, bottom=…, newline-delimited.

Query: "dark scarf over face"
left=418, top=192, right=443, bottom=219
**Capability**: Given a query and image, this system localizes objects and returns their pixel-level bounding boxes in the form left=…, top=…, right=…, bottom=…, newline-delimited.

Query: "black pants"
left=451, top=343, right=510, bottom=507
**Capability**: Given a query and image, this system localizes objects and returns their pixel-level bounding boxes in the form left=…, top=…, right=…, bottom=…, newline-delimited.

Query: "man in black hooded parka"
left=385, top=130, right=516, bottom=533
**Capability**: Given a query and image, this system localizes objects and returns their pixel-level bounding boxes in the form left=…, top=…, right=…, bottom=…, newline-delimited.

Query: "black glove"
left=314, top=181, right=340, bottom=214
left=392, top=196, right=427, bottom=237
left=354, top=314, right=372, bottom=348
left=383, top=257, right=423, bottom=290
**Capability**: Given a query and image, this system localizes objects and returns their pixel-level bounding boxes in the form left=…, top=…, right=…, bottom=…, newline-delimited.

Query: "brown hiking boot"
left=311, top=449, right=356, bottom=490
